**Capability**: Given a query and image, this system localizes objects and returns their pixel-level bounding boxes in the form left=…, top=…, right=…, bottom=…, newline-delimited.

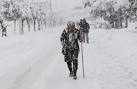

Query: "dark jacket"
left=60, top=28, right=81, bottom=55
left=79, top=22, right=90, bottom=33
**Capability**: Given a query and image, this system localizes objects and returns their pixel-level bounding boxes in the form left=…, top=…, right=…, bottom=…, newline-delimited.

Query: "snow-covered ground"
left=1, top=25, right=137, bottom=89
left=1, top=2, right=137, bottom=89
left=0, top=27, right=63, bottom=89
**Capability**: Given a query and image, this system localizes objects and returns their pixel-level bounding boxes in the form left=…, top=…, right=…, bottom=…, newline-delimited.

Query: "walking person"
left=0, top=20, right=7, bottom=37
left=79, top=18, right=90, bottom=43
left=2, top=25, right=7, bottom=37
left=60, top=21, right=82, bottom=80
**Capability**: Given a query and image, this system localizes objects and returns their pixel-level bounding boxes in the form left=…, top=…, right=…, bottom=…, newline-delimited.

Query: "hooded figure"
left=0, top=20, right=7, bottom=37
left=60, top=21, right=82, bottom=80
left=79, top=18, right=90, bottom=43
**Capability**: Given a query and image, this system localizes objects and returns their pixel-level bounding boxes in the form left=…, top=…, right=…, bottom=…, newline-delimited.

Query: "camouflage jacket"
left=60, top=28, right=81, bottom=55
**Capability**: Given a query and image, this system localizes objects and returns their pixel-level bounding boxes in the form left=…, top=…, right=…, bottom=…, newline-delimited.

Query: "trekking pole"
left=80, top=32, right=85, bottom=78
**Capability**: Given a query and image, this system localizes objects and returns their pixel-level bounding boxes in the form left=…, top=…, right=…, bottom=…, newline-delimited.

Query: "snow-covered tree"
left=86, top=0, right=137, bottom=28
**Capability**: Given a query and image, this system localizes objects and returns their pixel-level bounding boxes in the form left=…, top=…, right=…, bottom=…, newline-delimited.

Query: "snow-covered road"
left=0, top=27, right=63, bottom=89
left=1, top=27, right=137, bottom=89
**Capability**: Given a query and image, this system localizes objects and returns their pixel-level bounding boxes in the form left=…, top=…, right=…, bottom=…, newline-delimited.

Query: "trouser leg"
left=72, top=50, right=79, bottom=76
left=67, top=61, right=73, bottom=73
left=73, top=59, right=78, bottom=76
left=86, top=32, right=89, bottom=43
left=2, top=32, right=7, bottom=37
left=82, top=32, right=85, bottom=42
left=83, top=32, right=86, bottom=42
left=2, top=32, right=3, bottom=37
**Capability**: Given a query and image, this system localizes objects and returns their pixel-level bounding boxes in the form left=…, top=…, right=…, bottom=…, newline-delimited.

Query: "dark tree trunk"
left=14, top=20, right=16, bottom=34
left=38, top=20, right=40, bottom=31
left=26, top=19, right=30, bottom=32
left=125, top=16, right=128, bottom=28
left=34, top=19, right=36, bottom=32
left=21, top=19, right=24, bottom=34
left=44, top=21, right=47, bottom=30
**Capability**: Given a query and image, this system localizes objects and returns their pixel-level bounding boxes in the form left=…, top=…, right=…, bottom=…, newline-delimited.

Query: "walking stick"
left=80, top=32, right=85, bottom=78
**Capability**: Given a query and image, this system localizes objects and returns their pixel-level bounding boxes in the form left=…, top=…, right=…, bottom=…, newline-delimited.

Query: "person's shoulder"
left=86, top=22, right=90, bottom=26
left=62, top=28, right=68, bottom=33
left=75, top=28, right=79, bottom=31
left=75, top=28, right=78, bottom=30
left=63, top=28, right=67, bottom=31
left=75, top=28, right=80, bottom=33
left=86, top=22, right=89, bottom=24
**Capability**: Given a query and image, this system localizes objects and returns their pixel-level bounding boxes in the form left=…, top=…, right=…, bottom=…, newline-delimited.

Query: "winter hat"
left=67, top=21, right=75, bottom=27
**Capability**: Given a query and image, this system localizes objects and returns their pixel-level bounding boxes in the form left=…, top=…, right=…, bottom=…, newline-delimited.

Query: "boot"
left=73, top=70, right=77, bottom=80
left=67, top=61, right=73, bottom=77
left=69, top=71, right=73, bottom=77
left=73, top=59, right=78, bottom=80
left=73, top=75, right=77, bottom=80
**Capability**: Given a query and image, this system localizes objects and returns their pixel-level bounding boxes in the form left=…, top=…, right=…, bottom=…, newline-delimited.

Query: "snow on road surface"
left=1, top=26, right=137, bottom=89
left=0, top=27, right=63, bottom=89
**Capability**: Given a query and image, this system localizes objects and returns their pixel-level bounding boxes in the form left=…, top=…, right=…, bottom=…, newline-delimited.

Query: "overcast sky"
left=26, top=0, right=82, bottom=11
left=52, top=0, right=82, bottom=11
